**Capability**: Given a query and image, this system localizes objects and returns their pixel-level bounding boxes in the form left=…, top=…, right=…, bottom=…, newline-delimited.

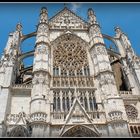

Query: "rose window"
left=125, top=105, right=138, bottom=119
left=53, top=34, right=90, bottom=77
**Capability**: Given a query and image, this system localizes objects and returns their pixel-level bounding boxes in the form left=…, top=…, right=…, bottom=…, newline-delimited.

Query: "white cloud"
left=71, top=3, right=82, bottom=12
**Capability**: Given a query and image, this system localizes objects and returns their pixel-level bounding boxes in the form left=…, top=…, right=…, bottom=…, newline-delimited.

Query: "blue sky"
left=0, top=3, right=140, bottom=66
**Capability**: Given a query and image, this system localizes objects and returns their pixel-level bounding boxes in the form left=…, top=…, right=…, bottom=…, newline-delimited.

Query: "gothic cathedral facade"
left=0, top=6, right=140, bottom=137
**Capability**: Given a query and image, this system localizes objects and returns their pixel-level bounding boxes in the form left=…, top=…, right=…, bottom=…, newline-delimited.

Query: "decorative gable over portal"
left=49, top=7, right=89, bottom=30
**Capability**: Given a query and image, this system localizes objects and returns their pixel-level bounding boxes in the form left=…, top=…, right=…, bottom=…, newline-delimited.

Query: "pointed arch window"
left=53, top=96, right=56, bottom=111
left=66, top=97, right=70, bottom=111
left=57, top=97, right=61, bottom=111
left=89, top=97, right=93, bottom=111
left=93, top=96, right=98, bottom=110
left=62, top=97, right=66, bottom=111
left=84, top=97, right=88, bottom=111
left=71, top=96, right=74, bottom=106
left=80, top=97, right=83, bottom=106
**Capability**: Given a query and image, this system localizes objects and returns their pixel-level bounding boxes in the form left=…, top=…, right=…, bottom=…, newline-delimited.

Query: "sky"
left=0, top=2, right=140, bottom=66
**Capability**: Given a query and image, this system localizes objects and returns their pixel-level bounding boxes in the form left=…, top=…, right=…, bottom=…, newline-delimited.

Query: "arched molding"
left=61, top=124, right=100, bottom=137
left=8, top=125, right=30, bottom=137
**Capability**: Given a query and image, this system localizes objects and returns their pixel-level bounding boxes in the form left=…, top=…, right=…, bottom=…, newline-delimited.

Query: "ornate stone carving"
left=35, top=45, right=48, bottom=55
left=108, top=110, right=123, bottom=122
left=37, top=24, right=48, bottom=34
left=52, top=33, right=90, bottom=80
left=49, top=7, right=88, bottom=30
left=125, top=105, right=138, bottom=120
left=88, top=8, right=97, bottom=25
left=62, top=125, right=100, bottom=137
left=32, top=72, right=49, bottom=85
left=30, top=112, right=47, bottom=122
left=96, top=46, right=106, bottom=55
left=99, top=74, right=116, bottom=87
left=40, top=7, right=48, bottom=23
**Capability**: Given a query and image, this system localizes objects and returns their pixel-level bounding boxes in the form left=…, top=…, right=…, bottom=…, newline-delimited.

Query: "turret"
left=114, top=26, right=140, bottom=95
left=88, top=8, right=130, bottom=137
left=30, top=7, right=51, bottom=137
left=0, top=23, right=22, bottom=136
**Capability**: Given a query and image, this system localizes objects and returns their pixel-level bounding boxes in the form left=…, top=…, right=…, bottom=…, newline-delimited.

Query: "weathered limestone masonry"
left=0, top=6, right=140, bottom=137
left=0, top=23, right=22, bottom=136
left=30, top=7, right=51, bottom=137
left=88, top=8, right=130, bottom=137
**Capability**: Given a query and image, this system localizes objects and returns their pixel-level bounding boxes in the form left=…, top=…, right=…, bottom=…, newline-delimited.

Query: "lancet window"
left=52, top=90, right=98, bottom=114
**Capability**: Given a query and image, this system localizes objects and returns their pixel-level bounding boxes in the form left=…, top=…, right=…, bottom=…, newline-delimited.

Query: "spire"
left=64, top=3, right=67, bottom=8
left=88, top=8, right=98, bottom=25
left=39, top=7, right=48, bottom=23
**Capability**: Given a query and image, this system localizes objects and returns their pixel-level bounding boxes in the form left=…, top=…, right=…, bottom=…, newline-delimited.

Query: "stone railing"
left=51, top=112, right=67, bottom=121
left=52, top=76, right=94, bottom=88
left=87, top=111, right=106, bottom=123
left=7, top=114, right=20, bottom=124
left=119, top=91, right=132, bottom=95
left=30, top=112, right=47, bottom=122
left=51, top=111, right=106, bottom=123
left=128, top=118, right=140, bottom=124
left=13, top=84, right=32, bottom=89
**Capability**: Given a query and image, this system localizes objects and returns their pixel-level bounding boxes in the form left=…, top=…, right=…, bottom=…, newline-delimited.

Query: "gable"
left=59, top=98, right=101, bottom=136
left=49, top=7, right=88, bottom=30
left=65, top=98, right=92, bottom=124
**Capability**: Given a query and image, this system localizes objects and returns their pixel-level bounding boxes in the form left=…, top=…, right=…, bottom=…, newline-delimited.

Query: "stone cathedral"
left=0, top=6, right=140, bottom=137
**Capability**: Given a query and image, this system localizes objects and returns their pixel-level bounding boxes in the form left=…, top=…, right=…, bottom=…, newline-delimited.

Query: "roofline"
left=49, top=7, right=89, bottom=25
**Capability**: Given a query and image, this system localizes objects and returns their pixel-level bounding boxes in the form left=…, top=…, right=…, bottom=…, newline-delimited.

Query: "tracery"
left=52, top=33, right=93, bottom=88
left=125, top=105, right=138, bottom=120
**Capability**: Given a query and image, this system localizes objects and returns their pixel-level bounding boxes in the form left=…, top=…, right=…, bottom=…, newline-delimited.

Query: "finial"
left=88, top=8, right=98, bottom=25
left=114, top=26, right=121, bottom=32
left=40, top=7, right=47, bottom=14
left=88, top=8, right=95, bottom=16
left=64, top=3, right=68, bottom=9
left=16, top=22, right=22, bottom=32
left=114, top=26, right=123, bottom=37
left=40, top=7, right=48, bottom=23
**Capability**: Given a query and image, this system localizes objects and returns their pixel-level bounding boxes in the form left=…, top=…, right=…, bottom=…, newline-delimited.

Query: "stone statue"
left=88, top=8, right=97, bottom=24
left=40, top=8, right=48, bottom=23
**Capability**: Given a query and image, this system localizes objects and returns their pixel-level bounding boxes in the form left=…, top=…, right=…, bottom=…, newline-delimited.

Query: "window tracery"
left=52, top=90, right=97, bottom=113
left=52, top=34, right=97, bottom=115
left=125, top=105, right=138, bottom=120
left=53, top=35, right=90, bottom=78
left=52, top=34, right=94, bottom=88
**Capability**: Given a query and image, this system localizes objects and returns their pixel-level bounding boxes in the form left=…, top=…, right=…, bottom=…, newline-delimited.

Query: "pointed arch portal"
left=61, top=125, right=100, bottom=137
left=8, top=125, right=30, bottom=137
